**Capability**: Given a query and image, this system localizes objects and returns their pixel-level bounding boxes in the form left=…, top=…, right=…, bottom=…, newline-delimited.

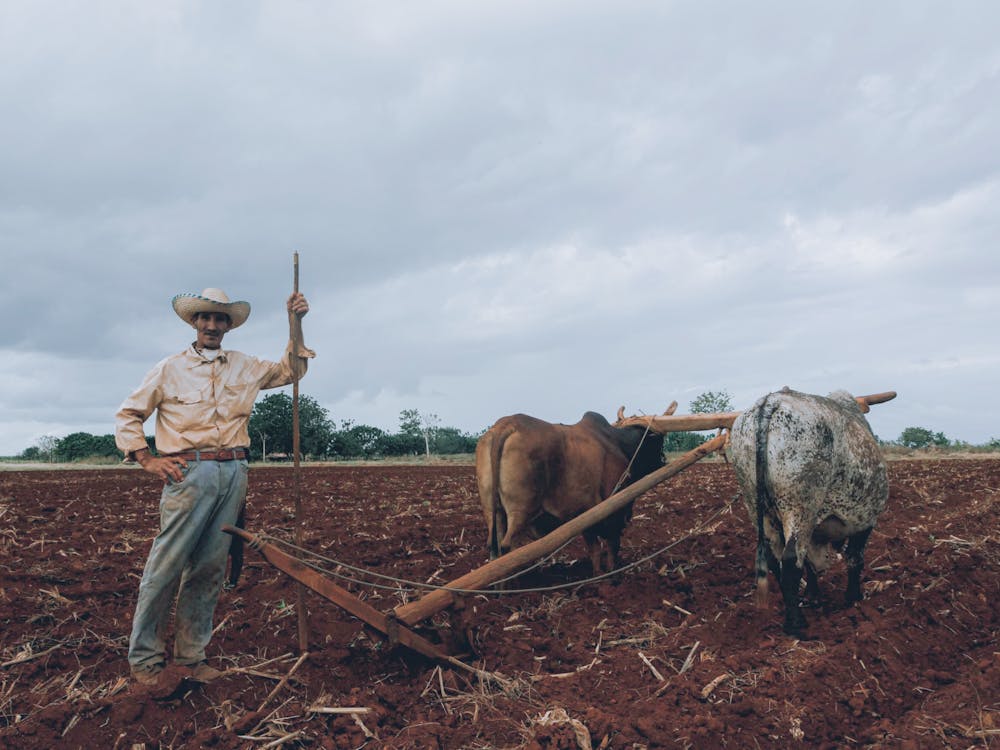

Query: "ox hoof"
left=783, top=610, right=807, bottom=636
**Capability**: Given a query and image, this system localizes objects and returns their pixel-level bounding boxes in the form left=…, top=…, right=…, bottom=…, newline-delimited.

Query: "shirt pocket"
left=170, top=389, right=205, bottom=405
left=161, top=387, right=208, bottom=433
left=220, top=382, right=258, bottom=421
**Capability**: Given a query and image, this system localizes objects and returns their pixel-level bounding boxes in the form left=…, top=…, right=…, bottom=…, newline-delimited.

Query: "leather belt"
left=163, top=448, right=248, bottom=462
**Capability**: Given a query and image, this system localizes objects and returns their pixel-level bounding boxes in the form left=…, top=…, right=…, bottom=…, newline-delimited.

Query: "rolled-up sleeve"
left=257, top=339, right=311, bottom=390
left=115, top=362, right=165, bottom=458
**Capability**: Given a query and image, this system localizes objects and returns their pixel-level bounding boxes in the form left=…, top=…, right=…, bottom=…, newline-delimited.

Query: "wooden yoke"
left=615, top=412, right=741, bottom=432
left=615, top=391, right=897, bottom=430
left=392, top=431, right=729, bottom=627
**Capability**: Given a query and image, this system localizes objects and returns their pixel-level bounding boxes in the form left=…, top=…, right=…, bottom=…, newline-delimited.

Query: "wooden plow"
left=222, top=390, right=896, bottom=665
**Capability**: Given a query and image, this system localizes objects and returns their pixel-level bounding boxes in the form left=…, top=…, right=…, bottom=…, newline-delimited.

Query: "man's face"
left=194, top=311, right=232, bottom=350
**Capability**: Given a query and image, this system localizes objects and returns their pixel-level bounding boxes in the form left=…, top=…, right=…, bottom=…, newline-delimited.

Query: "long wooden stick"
left=292, top=252, right=308, bottom=652
left=392, top=431, right=729, bottom=626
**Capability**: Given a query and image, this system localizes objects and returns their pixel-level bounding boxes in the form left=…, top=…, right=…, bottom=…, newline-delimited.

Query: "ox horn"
left=854, top=390, right=897, bottom=414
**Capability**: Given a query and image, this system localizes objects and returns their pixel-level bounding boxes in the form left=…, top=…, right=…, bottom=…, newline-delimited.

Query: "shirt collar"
left=185, top=343, right=228, bottom=366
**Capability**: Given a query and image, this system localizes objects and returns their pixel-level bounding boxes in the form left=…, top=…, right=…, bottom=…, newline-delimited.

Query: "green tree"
left=91, top=434, right=119, bottom=457
left=661, top=390, right=734, bottom=455
left=248, top=392, right=335, bottom=459
left=330, top=421, right=387, bottom=459
left=36, top=435, right=58, bottom=462
left=54, top=432, right=130, bottom=461
left=689, top=390, right=734, bottom=414
left=398, top=409, right=423, bottom=439
left=377, top=431, right=423, bottom=457
left=663, top=432, right=706, bottom=452
left=899, top=427, right=934, bottom=448
left=433, top=426, right=480, bottom=454
left=399, top=409, right=440, bottom=455
left=57, top=432, right=98, bottom=461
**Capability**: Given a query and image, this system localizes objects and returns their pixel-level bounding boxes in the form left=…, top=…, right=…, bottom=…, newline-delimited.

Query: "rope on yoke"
left=610, top=417, right=656, bottom=498
left=252, top=494, right=737, bottom=598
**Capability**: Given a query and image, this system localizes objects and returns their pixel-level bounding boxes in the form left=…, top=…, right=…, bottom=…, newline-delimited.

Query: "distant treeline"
left=16, top=394, right=481, bottom=462
left=11, top=391, right=1000, bottom=462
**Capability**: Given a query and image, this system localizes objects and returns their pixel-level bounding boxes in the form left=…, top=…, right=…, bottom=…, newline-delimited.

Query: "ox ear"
left=663, top=401, right=678, bottom=416
left=617, top=406, right=625, bottom=422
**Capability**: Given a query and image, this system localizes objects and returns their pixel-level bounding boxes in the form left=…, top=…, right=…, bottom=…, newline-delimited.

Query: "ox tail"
left=753, top=394, right=780, bottom=607
left=487, top=422, right=516, bottom=561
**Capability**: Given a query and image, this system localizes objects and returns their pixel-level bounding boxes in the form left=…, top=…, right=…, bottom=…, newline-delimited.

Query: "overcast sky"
left=2, top=1, right=998, bottom=456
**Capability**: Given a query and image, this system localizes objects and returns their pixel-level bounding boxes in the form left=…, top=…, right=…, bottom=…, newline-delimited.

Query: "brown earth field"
left=0, top=458, right=998, bottom=749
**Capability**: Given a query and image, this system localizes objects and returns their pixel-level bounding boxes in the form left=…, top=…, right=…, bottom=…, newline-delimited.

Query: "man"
left=115, top=287, right=313, bottom=689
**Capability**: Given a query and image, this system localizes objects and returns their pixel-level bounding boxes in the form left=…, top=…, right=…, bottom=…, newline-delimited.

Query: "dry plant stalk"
left=260, top=729, right=302, bottom=748
left=638, top=652, right=665, bottom=682
left=255, top=651, right=309, bottom=715
left=679, top=640, right=700, bottom=674
left=307, top=705, right=371, bottom=715
left=2, top=642, right=63, bottom=668
left=528, top=708, right=593, bottom=750
left=531, top=657, right=600, bottom=681
left=700, top=673, right=730, bottom=699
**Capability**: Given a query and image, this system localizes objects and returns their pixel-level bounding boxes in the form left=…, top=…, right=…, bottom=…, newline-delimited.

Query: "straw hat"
left=171, top=288, right=251, bottom=329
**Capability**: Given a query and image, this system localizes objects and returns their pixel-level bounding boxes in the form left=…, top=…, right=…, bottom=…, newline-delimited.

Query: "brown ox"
left=476, top=411, right=665, bottom=574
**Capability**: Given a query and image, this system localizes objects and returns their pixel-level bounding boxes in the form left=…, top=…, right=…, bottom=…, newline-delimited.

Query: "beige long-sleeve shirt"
left=115, top=341, right=310, bottom=458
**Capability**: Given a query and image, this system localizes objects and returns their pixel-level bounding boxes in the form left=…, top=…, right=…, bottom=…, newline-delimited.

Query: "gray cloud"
left=1, top=1, right=998, bottom=453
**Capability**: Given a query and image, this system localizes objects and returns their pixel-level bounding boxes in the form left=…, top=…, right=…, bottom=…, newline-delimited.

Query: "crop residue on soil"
left=1, top=459, right=998, bottom=748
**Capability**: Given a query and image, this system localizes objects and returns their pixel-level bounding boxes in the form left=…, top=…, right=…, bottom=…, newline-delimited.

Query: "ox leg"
left=583, top=531, right=603, bottom=574
left=489, top=507, right=508, bottom=561
left=604, top=532, right=622, bottom=573
left=779, top=534, right=807, bottom=635
left=499, top=508, right=536, bottom=558
left=844, top=528, right=872, bottom=605
left=803, top=562, right=821, bottom=604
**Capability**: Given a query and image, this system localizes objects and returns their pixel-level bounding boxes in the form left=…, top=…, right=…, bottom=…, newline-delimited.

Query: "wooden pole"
left=392, top=431, right=729, bottom=626
left=615, top=412, right=742, bottom=432
left=292, top=252, right=308, bottom=652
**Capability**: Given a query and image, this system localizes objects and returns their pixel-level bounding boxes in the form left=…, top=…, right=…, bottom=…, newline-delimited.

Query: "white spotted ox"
left=729, top=388, right=888, bottom=635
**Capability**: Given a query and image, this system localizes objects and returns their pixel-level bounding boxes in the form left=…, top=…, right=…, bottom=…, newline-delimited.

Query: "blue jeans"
left=128, top=458, right=248, bottom=672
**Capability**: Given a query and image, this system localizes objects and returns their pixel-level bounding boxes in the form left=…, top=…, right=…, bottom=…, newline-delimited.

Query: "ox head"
left=612, top=404, right=678, bottom=478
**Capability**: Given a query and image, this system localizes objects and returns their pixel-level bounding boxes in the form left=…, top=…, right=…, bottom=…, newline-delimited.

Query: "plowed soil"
left=1, top=458, right=997, bottom=749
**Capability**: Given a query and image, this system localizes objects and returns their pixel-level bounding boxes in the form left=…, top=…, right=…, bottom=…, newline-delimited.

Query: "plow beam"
left=221, top=525, right=451, bottom=662
left=392, top=431, right=729, bottom=627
